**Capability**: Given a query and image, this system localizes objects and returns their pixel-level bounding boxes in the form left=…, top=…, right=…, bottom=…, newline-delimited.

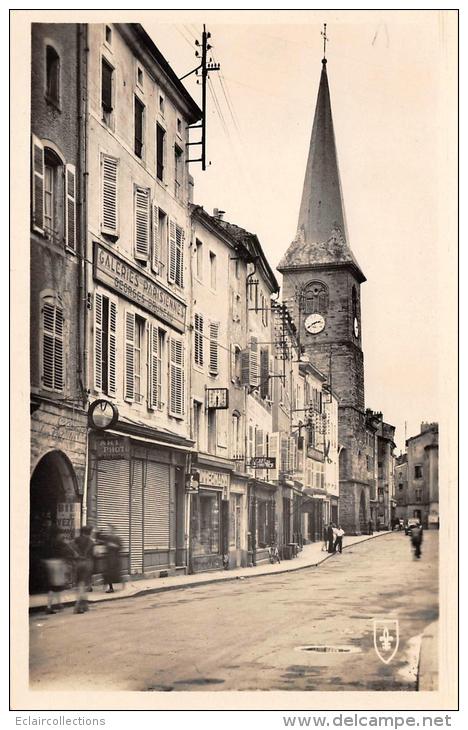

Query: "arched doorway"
left=359, top=490, right=367, bottom=534
left=29, top=450, right=80, bottom=593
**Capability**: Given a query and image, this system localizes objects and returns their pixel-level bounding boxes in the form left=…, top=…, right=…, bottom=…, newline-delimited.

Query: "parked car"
left=405, top=519, right=420, bottom=535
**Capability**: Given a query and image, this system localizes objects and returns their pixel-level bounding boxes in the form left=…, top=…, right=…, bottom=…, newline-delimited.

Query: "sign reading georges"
left=94, top=242, right=186, bottom=332
left=247, top=456, right=276, bottom=470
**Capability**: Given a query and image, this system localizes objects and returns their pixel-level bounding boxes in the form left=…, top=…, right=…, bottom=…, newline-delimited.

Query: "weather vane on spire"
left=321, top=23, right=329, bottom=61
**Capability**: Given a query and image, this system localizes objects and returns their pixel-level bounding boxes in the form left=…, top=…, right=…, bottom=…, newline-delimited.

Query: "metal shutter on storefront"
left=130, top=460, right=144, bottom=574
left=144, top=462, right=170, bottom=550
left=96, top=460, right=130, bottom=551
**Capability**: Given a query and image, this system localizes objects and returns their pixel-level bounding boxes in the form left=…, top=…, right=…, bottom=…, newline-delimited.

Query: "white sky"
left=144, top=10, right=457, bottom=453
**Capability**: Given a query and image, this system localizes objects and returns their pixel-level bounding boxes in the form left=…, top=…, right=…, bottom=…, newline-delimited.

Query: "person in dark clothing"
left=327, top=523, right=335, bottom=553
left=73, top=526, right=94, bottom=613
left=410, top=523, right=423, bottom=559
left=368, top=519, right=373, bottom=535
left=100, top=524, right=123, bottom=593
left=43, top=528, right=73, bottom=614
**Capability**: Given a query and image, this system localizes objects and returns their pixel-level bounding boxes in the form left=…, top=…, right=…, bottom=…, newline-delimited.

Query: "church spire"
left=278, top=44, right=365, bottom=282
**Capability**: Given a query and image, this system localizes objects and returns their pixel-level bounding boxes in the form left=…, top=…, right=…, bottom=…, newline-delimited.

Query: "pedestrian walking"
left=368, top=519, right=373, bottom=535
left=327, top=522, right=335, bottom=553
left=334, top=525, right=345, bottom=553
left=410, top=522, right=423, bottom=559
left=321, top=523, right=328, bottom=552
left=43, top=527, right=72, bottom=614
left=73, top=525, right=94, bottom=613
left=99, top=524, right=123, bottom=593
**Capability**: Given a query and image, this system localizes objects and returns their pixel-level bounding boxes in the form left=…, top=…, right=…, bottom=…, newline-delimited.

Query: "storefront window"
left=191, top=490, right=220, bottom=556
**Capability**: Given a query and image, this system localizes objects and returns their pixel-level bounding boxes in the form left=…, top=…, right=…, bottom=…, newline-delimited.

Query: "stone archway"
left=29, top=450, right=79, bottom=592
left=359, top=489, right=367, bottom=534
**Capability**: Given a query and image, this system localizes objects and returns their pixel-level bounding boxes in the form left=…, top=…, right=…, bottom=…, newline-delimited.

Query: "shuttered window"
left=209, top=321, right=219, bottom=375
left=101, top=58, right=113, bottom=113
left=268, top=432, right=279, bottom=481
left=156, top=123, right=165, bottom=181
left=41, top=297, right=64, bottom=391
left=168, top=220, right=184, bottom=287
left=134, top=186, right=150, bottom=261
left=151, top=202, right=160, bottom=272
left=194, top=313, right=204, bottom=366
left=145, top=462, right=171, bottom=550
left=134, top=96, right=145, bottom=158
left=250, top=336, right=259, bottom=388
left=32, top=135, right=45, bottom=233
left=96, top=460, right=130, bottom=552
left=101, top=154, right=118, bottom=236
left=94, top=292, right=117, bottom=396
left=65, top=164, right=76, bottom=251
left=124, top=311, right=135, bottom=401
left=260, top=347, right=269, bottom=399
left=148, top=323, right=161, bottom=410
left=169, top=336, right=184, bottom=418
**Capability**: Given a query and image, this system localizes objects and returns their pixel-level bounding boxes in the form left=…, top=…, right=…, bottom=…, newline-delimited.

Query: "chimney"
left=213, top=208, right=225, bottom=220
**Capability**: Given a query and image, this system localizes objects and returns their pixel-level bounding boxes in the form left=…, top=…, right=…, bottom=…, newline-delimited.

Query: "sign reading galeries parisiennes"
left=94, top=242, right=186, bottom=332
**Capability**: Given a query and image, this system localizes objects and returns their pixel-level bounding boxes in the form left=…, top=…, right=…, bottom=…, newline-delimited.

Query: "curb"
left=29, top=531, right=392, bottom=613
left=416, top=620, right=439, bottom=691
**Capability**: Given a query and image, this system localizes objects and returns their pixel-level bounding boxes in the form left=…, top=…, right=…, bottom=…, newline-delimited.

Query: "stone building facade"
left=403, top=423, right=439, bottom=528
left=30, top=23, right=88, bottom=591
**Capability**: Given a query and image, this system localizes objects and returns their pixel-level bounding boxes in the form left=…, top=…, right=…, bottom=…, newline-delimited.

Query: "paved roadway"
left=30, top=531, right=438, bottom=692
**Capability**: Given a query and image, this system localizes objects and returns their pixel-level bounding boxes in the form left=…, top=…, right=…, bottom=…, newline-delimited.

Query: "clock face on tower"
left=353, top=317, right=359, bottom=337
left=304, top=313, right=325, bottom=335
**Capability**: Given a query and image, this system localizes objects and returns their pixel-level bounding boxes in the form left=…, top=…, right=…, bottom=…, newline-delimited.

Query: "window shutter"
left=289, top=436, right=297, bottom=474
left=42, top=300, right=63, bottom=391
left=240, top=349, right=250, bottom=387
left=194, top=313, right=204, bottom=366
left=260, top=347, right=269, bottom=399
left=101, top=154, right=118, bottom=235
left=168, top=219, right=177, bottom=283
left=268, top=432, right=279, bottom=481
left=108, top=299, right=117, bottom=396
left=148, top=323, right=160, bottom=409
left=151, top=202, right=160, bottom=271
left=94, top=292, right=103, bottom=391
left=134, top=187, right=150, bottom=261
left=32, top=135, right=45, bottom=233
left=101, top=59, right=113, bottom=112
left=250, top=336, right=259, bottom=388
left=209, top=321, right=219, bottom=375
left=54, top=306, right=64, bottom=391
left=124, top=311, right=135, bottom=401
left=65, top=163, right=76, bottom=251
left=169, top=337, right=184, bottom=417
left=280, top=433, right=289, bottom=475
left=176, top=225, right=184, bottom=287
left=255, top=428, right=264, bottom=458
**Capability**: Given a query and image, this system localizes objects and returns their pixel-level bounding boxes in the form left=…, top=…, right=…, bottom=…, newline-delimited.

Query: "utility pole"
left=183, top=24, right=220, bottom=170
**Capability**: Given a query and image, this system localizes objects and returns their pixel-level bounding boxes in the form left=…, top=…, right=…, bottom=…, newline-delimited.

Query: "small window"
left=46, top=45, right=60, bottom=105
left=414, top=465, right=423, bottom=479
left=101, top=58, right=114, bottom=124
left=105, top=25, right=112, bottom=45
left=210, top=251, right=217, bottom=290
left=174, top=144, right=183, bottom=198
left=134, top=96, right=145, bottom=158
left=177, top=118, right=182, bottom=136
left=195, top=239, right=203, bottom=280
left=137, top=65, right=144, bottom=89
left=159, top=94, right=165, bottom=115
left=302, top=280, right=328, bottom=315
left=156, top=124, right=165, bottom=181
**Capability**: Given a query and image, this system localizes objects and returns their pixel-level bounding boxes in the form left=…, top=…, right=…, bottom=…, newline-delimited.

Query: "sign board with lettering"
left=94, top=242, right=186, bottom=332
left=96, top=436, right=131, bottom=460
left=57, top=503, right=81, bottom=538
left=205, top=388, right=229, bottom=409
left=247, top=456, right=276, bottom=470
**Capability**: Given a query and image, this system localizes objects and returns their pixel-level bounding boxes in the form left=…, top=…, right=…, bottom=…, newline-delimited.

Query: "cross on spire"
left=321, top=23, right=329, bottom=62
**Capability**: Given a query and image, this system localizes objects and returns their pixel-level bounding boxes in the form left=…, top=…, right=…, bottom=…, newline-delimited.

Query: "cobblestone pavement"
left=30, top=531, right=438, bottom=692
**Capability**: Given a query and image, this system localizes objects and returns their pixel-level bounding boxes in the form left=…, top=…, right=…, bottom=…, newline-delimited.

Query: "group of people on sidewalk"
left=42, top=523, right=124, bottom=615
left=323, top=523, right=345, bottom=554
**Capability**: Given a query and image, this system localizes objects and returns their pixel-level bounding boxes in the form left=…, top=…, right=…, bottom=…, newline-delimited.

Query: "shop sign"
left=247, top=456, right=276, bottom=470
left=199, top=469, right=230, bottom=488
left=185, top=471, right=200, bottom=493
left=50, top=416, right=87, bottom=443
left=57, top=503, right=81, bottom=538
left=205, top=388, right=229, bottom=409
left=88, top=399, right=119, bottom=430
left=96, top=436, right=131, bottom=460
left=94, top=242, right=186, bottom=332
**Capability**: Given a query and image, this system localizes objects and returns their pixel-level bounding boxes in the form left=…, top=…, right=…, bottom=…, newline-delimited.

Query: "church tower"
left=278, top=48, right=370, bottom=534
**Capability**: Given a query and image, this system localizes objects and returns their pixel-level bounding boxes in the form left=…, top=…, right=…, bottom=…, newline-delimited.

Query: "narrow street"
left=29, top=532, right=438, bottom=692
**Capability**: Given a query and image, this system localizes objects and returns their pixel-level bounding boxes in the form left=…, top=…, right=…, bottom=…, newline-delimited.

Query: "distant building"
left=401, top=423, right=439, bottom=528
left=394, top=453, right=408, bottom=521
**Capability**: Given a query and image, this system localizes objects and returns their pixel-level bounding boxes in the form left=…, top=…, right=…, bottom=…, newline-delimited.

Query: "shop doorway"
left=29, top=450, right=79, bottom=593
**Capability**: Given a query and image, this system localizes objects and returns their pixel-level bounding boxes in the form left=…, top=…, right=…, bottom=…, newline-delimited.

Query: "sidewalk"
left=417, top=620, right=439, bottom=691
left=29, top=531, right=391, bottom=613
